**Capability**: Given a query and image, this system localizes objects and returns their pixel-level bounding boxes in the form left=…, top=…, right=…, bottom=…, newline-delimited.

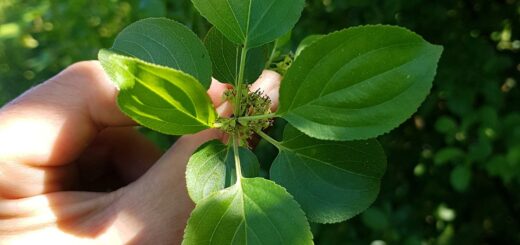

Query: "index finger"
left=0, top=61, right=135, bottom=167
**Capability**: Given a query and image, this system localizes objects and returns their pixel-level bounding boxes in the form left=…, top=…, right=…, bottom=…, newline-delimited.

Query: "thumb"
left=110, top=129, right=223, bottom=244
left=250, top=70, right=282, bottom=112
left=136, top=129, right=223, bottom=189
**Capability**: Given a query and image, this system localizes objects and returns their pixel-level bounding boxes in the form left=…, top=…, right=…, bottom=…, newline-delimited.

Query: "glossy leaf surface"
left=98, top=49, right=217, bottom=135
left=191, top=0, right=305, bottom=48
left=183, top=178, right=313, bottom=245
left=186, top=140, right=260, bottom=203
left=111, top=17, right=212, bottom=88
left=278, top=25, right=443, bottom=140
left=203, top=27, right=270, bottom=84
left=270, top=125, right=387, bottom=223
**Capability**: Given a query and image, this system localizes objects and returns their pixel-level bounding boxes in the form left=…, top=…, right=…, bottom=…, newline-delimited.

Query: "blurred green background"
left=1, top=0, right=519, bottom=244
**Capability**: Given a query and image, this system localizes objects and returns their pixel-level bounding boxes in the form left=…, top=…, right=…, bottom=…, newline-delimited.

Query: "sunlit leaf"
left=270, top=125, right=387, bottom=223
left=183, top=178, right=313, bottom=245
left=98, top=49, right=217, bottom=135
left=191, top=0, right=305, bottom=48
left=186, top=140, right=260, bottom=203
left=278, top=25, right=443, bottom=141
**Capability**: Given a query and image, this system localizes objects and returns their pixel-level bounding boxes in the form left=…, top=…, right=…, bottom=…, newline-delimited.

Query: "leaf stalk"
left=233, top=133, right=243, bottom=182
left=238, top=113, right=276, bottom=122
left=255, top=129, right=285, bottom=150
left=231, top=46, right=250, bottom=183
left=234, top=47, right=249, bottom=118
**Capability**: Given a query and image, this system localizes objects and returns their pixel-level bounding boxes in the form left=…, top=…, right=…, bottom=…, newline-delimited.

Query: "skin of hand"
left=0, top=61, right=281, bottom=245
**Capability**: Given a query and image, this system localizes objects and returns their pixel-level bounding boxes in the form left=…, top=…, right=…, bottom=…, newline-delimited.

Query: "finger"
left=0, top=191, right=122, bottom=243
left=208, top=78, right=233, bottom=117
left=0, top=192, right=110, bottom=233
left=0, top=61, right=135, bottom=167
left=207, top=78, right=231, bottom=107
left=0, top=192, right=105, bottom=220
left=250, top=70, right=282, bottom=111
left=0, top=162, right=78, bottom=199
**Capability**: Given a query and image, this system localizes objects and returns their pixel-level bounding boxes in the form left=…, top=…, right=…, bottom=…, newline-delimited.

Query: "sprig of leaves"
left=98, top=0, right=443, bottom=244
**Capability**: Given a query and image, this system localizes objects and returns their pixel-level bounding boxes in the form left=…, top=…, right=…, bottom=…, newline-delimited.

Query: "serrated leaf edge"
left=277, top=24, right=444, bottom=141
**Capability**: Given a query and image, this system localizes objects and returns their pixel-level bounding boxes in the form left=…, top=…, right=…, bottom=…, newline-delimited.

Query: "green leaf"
left=486, top=155, right=519, bottom=183
left=295, top=35, right=324, bottom=58
left=270, top=125, right=387, bottom=223
left=191, top=0, right=305, bottom=48
left=98, top=49, right=217, bottom=135
left=278, top=25, right=443, bottom=141
left=450, top=165, right=471, bottom=192
left=468, top=138, right=492, bottom=162
left=361, top=207, right=389, bottom=231
left=273, top=31, right=292, bottom=51
left=266, top=31, right=292, bottom=64
left=435, top=116, right=458, bottom=134
left=138, top=0, right=167, bottom=18
left=434, top=147, right=465, bottom=166
left=182, top=178, right=313, bottom=245
left=186, top=140, right=260, bottom=203
left=204, top=27, right=271, bottom=84
left=110, top=17, right=212, bottom=88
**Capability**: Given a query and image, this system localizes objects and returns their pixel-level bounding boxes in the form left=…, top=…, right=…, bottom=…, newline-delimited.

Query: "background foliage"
left=1, top=0, right=519, bottom=244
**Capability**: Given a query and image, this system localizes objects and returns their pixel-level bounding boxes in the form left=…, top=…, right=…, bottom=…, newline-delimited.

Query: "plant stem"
left=234, top=47, right=249, bottom=118
left=233, top=133, right=243, bottom=183
left=231, top=46, right=249, bottom=184
left=238, top=113, right=276, bottom=122
left=255, top=129, right=285, bottom=150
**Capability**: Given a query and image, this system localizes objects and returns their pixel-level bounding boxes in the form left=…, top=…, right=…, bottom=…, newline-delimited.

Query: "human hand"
left=0, top=61, right=281, bottom=244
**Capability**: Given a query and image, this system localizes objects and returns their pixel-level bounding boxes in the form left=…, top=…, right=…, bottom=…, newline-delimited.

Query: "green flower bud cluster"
left=216, top=85, right=273, bottom=146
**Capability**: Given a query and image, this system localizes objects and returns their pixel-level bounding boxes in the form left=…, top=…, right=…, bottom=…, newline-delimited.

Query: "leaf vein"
left=242, top=193, right=284, bottom=243
left=287, top=41, right=421, bottom=110
left=208, top=193, right=239, bottom=244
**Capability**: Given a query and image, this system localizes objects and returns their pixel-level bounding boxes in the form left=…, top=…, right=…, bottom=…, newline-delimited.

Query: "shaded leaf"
left=468, top=138, right=493, bottom=162
left=186, top=140, right=260, bottom=203
left=450, top=165, right=471, bottom=192
left=278, top=25, right=443, bottom=141
left=183, top=178, right=313, bottom=245
left=98, top=49, right=217, bottom=135
left=435, top=116, right=458, bottom=134
left=434, top=147, right=465, bottom=166
left=361, top=207, right=389, bottom=231
left=191, top=0, right=304, bottom=48
left=270, top=125, right=387, bottom=223
left=138, top=0, right=167, bottom=18
left=204, top=27, right=271, bottom=84
left=111, top=17, right=212, bottom=88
